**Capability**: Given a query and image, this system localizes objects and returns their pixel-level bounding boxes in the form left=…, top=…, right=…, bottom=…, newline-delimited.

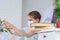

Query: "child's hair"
left=28, top=11, right=41, bottom=22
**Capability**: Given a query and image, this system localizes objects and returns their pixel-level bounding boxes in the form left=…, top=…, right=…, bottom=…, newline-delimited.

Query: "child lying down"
left=0, top=32, right=22, bottom=40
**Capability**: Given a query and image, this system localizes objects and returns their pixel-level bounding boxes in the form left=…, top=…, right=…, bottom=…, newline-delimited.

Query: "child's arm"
left=12, top=26, right=35, bottom=37
left=4, top=20, right=35, bottom=37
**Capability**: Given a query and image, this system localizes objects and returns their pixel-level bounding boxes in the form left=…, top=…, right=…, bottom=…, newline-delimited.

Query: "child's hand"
left=4, top=20, right=12, bottom=29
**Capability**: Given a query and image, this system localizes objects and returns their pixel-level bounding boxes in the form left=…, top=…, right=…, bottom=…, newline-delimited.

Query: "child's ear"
left=36, top=19, right=40, bottom=22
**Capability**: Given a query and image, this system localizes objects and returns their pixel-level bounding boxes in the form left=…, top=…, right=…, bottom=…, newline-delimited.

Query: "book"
left=31, top=23, right=54, bottom=27
left=31, top=23, right=54, bottom=31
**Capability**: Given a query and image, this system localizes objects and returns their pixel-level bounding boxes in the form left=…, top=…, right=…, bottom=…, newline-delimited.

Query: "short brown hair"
left=28, top=11, right=41, bottom=22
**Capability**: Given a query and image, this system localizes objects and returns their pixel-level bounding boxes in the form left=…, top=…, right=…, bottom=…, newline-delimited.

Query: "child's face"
left=27, top=16, right=39, bottom=23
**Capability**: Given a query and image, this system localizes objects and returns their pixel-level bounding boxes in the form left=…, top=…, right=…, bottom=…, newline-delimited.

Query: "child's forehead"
left=28, top=16, right=34, bottom=20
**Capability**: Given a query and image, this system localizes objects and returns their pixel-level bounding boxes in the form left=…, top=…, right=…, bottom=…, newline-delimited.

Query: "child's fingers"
left=4, top=20, right=12, bottom=29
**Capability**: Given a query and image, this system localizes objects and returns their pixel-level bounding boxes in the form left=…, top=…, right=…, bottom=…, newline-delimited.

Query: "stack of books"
left=31, top=23, right=54, bottom=31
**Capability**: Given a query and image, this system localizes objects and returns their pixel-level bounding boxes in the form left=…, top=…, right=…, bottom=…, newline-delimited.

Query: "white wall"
left=0, top=0, right=22, bottom=29
left=22, top=0, right=53, bottom=27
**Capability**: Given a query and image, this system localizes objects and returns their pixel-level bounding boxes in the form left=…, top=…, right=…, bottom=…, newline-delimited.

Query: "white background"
left=22, top=0, right=53, bottom=27
left=0, top=0, right=22, bottom=29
